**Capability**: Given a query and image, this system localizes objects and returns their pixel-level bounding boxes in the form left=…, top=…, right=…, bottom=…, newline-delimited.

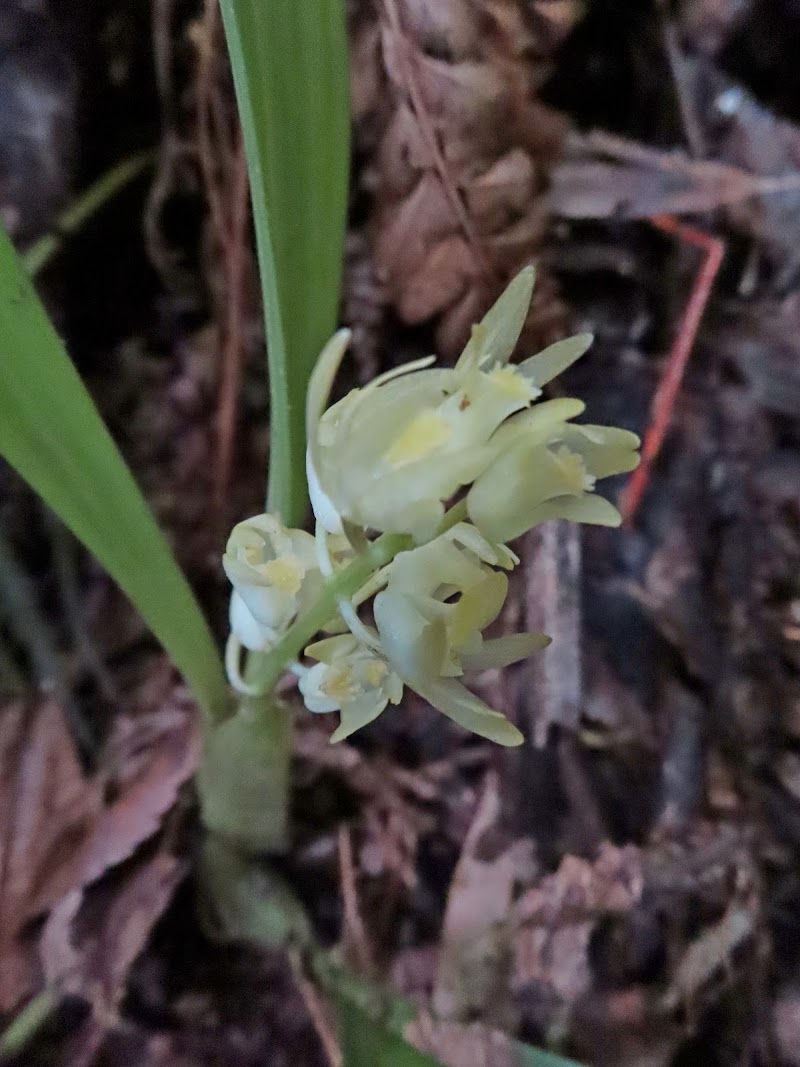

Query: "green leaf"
left=220, top=0, right=350, bottom=526
left=337, top=997, right=443, bottom=1067
left=0, top=225, right=228, bottom=723
left=516, top=1044, right=585, bottom=1067
left=335, top=992, right=584, bottom=1067
left=21, top=149, right=154, bottom=276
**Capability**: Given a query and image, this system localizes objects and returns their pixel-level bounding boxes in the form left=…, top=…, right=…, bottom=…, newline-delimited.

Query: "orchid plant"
left=221, top=268, right=640, bottom=747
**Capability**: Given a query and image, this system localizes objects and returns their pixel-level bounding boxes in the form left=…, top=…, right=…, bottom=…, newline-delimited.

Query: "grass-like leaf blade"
left=220, top=0, right=350, bottom=525
left=0, top=225, right=228, bottom=722
left=337, top=997, right=443, bottom=1067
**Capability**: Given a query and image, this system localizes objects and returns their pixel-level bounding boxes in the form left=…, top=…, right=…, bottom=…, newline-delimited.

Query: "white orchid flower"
left=305, top=268, right=596, bottom=542
left=222, top=267, right=641, bottom=747
left=372, top=531, right=549, bottom=746
left=298, top=634, right=403, bottom=743
left=468, top=421, right=641, bottom=543
left=223, top=514, right=322, bottom=651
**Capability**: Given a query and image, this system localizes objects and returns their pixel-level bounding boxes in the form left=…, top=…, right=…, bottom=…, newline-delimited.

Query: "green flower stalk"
left=221, top=268, right=640, bottom=746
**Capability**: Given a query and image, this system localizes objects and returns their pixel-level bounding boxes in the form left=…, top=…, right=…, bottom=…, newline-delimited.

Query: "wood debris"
left=351, top=0, right=575, bottom=357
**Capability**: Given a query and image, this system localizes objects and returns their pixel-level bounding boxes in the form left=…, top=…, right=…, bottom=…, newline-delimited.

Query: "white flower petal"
left=330, top=693, right=389, bottom=743
left=229, top=591, right=274, bottom=652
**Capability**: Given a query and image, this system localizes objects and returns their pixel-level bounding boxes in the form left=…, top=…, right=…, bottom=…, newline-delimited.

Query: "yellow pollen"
left=363, top=660, right=388, bottom=688
left=321, top=666, right=357, bottom=702
left=263, top=556, right=304, bottom=595
left=487, top=366, right=537, bottom=401
left=383, top=410, right=452, bottom=467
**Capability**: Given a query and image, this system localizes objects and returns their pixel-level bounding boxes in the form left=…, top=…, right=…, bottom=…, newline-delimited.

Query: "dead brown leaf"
left=40, top=847, right=186, bottom=1067
left=511, top=844, right=643, bottom=1006
left=0, top=692, right=198, bottom=1013
left=406, top=1015, right=517, bottom=1067
left=515, top=844, right=643, bottom=928
left=712, top=295, right=800, bottom=418
left=772, top=990, right=800, bottom=1066
left=81, top=707, right=199, bottom=886
left=662, top=897, right=757, bottom=1013
left=45, top=848, right=184, bottom=1004
left=550, top=129, right=800, bottom=221
left=0, top=699, right=102, bottom=1010
left=353, top=0, right=570, bottom=357
left=433, top=771, right=534, bottom=1023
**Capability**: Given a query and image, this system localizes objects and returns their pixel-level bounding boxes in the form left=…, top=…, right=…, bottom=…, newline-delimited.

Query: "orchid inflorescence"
left=222, top=268, right=639, bottom=746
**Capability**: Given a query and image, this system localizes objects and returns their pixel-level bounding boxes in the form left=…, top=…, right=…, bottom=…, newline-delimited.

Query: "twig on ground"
left=621, top=216, right=725, bottom=524
left=213, top=133, right=251, bottom=511
left=338, top=824, right=375, bottom=977
left=289, top=950, right=343, bottom=1067
left=192, top=1, right=252, bottom=515
left=522, top=520, right=606, bottom=852
left=523, top=520, right=582, bottom=747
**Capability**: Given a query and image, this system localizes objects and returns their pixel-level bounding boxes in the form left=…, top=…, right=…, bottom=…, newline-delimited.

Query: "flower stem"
left=249, top=531, right=413, bottom=693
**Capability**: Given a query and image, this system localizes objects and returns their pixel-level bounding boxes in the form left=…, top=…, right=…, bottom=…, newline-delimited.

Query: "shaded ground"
left=4, top=0, right=800, bottom=1064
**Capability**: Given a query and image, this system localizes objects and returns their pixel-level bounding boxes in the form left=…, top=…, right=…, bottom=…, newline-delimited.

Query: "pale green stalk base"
left=198, top=693, right=292, bottom=854
left=198, top=833, right=585, bottom=1067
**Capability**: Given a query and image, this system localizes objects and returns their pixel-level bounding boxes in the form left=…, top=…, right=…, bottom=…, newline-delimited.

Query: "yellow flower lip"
left=263, top=556, right=304, bottom=596
left=383, top=410, right=452, bottom=468
left=363, top=660, right=388, bottom=687
left=486, top=365, right=538, bottom=401
left=321, top=665, right=358, bottom=702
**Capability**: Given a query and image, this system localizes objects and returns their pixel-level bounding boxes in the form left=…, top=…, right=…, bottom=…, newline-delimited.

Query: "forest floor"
left=3, top=1, right=800, bottom=1065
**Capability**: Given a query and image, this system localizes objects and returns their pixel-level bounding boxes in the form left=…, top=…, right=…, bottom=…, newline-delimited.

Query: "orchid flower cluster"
left=222, top=269, right=639, bottom=746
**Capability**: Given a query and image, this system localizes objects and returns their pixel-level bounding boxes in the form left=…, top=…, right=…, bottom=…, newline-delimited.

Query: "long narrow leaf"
left=220, top=0, right=350, bottom=525
left=517, top=1045, right=584, bottom=1067
left=0, top=225, right=228, bottom=722
left=337, top=997, right=443, bottom=1067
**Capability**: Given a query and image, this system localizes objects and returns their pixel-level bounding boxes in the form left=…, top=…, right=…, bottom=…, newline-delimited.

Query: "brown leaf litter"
left=390, top=756, right=764, bottom=1066
left=549, top=128, right=800, bottom=223
left=433, top=771, right=534, bottom=1026
left=350, top=0, right=576, bottom=358
left=0, top=688, right=198, bottom=1018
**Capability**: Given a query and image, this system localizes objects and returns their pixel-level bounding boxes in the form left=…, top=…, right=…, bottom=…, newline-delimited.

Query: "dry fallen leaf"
left=772, top=990, right=800, bottom=1067
left=406, top=1015, right=518, bottom=1067
left=0, top=699, right=102, bottom=1011
left=433, top=771, right=534, bottom=1024
left=352, top=0, right=572, bottom=357
left=662, top=898, right=757, bottom=1013
left=711, top=294, right=800, bottom=418
left=81, top=706, right=199, bottom=886
left=549, top=129, right=800, bottom=222
left=0, top=690, right=199, bottom=1014
left=511, top=844, right=643, bottom=1006
left=40, top=847, right=186, bottom=1067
